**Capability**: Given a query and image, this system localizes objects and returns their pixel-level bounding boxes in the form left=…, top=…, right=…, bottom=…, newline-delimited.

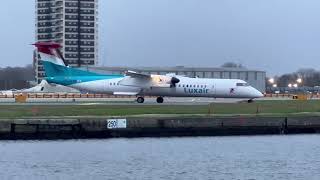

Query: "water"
left=0, top=135, right=320, bottom=180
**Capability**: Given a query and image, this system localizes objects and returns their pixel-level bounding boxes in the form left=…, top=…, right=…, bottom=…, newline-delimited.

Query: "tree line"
left=0, top=65, right=34, bottom=90
left=269, top=68, right=320, bottom=88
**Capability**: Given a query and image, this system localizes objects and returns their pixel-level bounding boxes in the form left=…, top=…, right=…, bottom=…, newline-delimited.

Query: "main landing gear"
left=156, top=97, right=164, bottom=103
left=137, top=97, right=145, bottom=103
left=136, top=96, right=164, bottom=103
left=248, top=99, right=254, bottom=103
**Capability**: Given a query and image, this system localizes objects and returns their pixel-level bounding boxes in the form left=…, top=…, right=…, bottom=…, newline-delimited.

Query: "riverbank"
left=0, top=100, right=319, bottom=139
left=1, top=115, right=320, bottom=140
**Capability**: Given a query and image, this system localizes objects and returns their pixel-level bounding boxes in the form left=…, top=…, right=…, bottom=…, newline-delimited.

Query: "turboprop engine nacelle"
left=150, top=75, right=180, bottom=87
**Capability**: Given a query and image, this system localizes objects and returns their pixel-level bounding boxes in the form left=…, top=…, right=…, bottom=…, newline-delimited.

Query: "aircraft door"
left=209, top=82, right=216, bottom=97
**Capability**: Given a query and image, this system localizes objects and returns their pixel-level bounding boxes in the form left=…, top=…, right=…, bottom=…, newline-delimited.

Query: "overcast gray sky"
left=0, top=0, right=320, bottom=75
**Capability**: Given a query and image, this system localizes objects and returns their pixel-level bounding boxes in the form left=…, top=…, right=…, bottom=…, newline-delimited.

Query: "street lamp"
left=293, top=83, right=298, bottom=88
left=288, top=83, right=292, bottom=88
left=272, top=84, right=277, bottom=88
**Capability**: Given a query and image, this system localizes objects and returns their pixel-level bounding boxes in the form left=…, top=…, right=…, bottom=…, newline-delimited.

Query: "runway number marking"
left=107, top=119, right=127, bottom=129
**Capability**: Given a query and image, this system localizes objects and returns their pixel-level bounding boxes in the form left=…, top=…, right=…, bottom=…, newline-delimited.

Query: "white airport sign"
left=107, top=119, right=127, bottom=129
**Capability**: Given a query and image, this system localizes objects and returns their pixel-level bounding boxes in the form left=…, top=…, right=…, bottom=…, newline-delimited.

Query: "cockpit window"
left=236, top=83, right=249, bottom=86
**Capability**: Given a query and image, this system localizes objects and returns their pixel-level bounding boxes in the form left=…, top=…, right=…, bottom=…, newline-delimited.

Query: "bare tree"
left=274, top=69, right=320, bottom=87
left=296, top=68, right=317, bottom=78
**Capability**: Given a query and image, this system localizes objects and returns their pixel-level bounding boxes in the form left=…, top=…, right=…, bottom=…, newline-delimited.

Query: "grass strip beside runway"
left=0, top=100, right=320, bottom=118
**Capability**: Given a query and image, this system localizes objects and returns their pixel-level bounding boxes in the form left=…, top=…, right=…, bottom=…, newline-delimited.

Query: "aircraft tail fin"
left=34, top=42, right=99, bottom=77
left=34, top=42, right=66, bottom=67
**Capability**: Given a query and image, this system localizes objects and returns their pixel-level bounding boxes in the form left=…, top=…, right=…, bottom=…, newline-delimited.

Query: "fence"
left=0, top=93, right=320, bottom=99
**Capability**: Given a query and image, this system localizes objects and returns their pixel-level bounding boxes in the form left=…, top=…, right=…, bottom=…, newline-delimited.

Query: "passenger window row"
left=109, top=82, right=120, bottom=86
left=178, top=84, right=207, bottom=88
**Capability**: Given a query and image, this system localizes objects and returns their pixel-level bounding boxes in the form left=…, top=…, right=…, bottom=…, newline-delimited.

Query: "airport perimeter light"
left=268, top=78, right=275, bottom=84
left=297, top=78, right=302, bottom=84
left=268, top=78, right=278, bottom=88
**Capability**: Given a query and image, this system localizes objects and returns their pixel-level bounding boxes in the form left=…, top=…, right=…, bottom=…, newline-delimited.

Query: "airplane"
left=34, top=42, right=264, bottom=103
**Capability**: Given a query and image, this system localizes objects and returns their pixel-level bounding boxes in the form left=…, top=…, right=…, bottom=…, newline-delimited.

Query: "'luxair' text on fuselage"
left=184, top=88, right=209, bottom=94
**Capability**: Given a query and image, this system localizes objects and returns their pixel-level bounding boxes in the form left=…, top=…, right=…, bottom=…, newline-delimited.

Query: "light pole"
left=267, top=78, right=278, bottom=93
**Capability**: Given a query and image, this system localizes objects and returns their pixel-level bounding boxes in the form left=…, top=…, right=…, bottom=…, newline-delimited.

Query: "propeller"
left=170, top=77, right=180, bottom=87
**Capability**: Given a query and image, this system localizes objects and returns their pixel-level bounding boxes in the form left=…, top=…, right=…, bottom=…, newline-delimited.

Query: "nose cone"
left=253, top=89, right=264, bottom=98
left=246, top=86, right=264, bottom=98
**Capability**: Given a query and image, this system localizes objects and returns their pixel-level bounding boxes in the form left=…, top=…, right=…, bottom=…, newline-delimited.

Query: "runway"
left=0, top=97, right=253, bottom=105
left=0, top=96, right=299, bottom=106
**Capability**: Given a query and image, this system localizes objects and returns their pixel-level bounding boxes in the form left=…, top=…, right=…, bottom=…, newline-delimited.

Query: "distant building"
left=86, top=66, right=267, bottom=92
left=34, top=0, right=98, bottom=83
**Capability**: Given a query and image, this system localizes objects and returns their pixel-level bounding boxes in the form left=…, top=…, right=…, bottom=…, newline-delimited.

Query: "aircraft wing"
left=120, top=71, right=180, bottom=88
left=125, top=70, right=151, bottom=79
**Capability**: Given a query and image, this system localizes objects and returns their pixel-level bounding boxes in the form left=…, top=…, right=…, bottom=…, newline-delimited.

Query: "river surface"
left=0, top=135, right=320, bottom=180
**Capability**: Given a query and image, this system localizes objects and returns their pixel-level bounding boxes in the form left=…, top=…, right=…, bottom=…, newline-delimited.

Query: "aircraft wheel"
left=137, top=97, right=145, bottom=103
left=156, top=97, right=164, bottom=103
left=248, top=99, right=254, bottom=103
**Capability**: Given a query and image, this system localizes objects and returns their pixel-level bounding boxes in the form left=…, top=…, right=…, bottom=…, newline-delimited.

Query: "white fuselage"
left=69, top=76, right=263, bottom=99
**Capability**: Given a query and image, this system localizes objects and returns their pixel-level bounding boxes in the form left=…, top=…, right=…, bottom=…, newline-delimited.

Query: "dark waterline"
left=1, top=135, right=320, bottom=180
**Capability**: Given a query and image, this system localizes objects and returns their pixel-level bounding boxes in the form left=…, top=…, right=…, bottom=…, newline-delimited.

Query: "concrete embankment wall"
left=1, top=116, right=320, bottom=140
